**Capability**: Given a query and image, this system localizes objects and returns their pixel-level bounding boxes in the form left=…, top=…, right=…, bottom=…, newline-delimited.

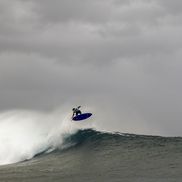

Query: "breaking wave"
left=0, top=109, right=93, bottom=165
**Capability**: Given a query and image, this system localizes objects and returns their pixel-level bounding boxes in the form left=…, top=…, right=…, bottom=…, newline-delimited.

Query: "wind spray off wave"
left=0, top=109, right=91, bottom=165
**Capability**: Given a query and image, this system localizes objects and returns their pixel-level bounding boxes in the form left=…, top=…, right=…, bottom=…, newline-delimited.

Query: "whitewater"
left=1, top=109, right=182, bottom=182
left=0, top=109, right=92, bottom=165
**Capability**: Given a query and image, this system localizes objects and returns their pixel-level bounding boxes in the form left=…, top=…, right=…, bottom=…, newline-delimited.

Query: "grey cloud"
left=158, top=0, right=182, bottom=14
left=0, top=0, right=182, bottom=136
left=30, top=0, right=130, bottom=24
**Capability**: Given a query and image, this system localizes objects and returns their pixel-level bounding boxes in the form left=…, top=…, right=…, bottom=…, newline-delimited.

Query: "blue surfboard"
left=72, top=113, right=92, bottom=121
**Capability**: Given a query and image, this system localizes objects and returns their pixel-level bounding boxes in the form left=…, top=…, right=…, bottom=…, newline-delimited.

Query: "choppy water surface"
left=1, top=129, right=182, bottom=182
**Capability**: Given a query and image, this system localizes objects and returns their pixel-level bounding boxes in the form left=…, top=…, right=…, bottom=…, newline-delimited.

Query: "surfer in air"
left=72, top=106, right=82, bottom=118
left=72, top=106, right=92, bottom=121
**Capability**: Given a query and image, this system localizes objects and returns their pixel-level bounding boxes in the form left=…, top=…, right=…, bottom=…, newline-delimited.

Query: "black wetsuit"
left=72, top=107, right=82, bottom=117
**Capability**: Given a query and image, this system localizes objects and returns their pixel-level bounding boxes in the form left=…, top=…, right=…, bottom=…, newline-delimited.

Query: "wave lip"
left=63, top=128, right=182, bottom=152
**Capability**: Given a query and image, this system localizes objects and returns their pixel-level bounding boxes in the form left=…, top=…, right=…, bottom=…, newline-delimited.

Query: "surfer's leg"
left=76, top=110, right=81, bottom=115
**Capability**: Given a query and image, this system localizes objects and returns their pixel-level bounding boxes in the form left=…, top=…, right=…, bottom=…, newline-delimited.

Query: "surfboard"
left=72, top=113, right=92, bottom=121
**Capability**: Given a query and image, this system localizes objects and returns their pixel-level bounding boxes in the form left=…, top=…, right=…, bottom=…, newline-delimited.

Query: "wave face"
left=65, top=129, right=182, bottom=154
left=54, top=129, right=182, bottom=182
left=1, top=128, right=182, bottom=181
left=1, top=111, right=182, bottom=181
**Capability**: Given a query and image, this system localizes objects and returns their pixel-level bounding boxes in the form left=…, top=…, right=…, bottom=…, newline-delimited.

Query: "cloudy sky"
left=0, top=0, right=182, bottom=136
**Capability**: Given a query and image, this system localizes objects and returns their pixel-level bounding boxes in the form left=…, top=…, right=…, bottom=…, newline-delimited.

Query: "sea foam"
left=0, top=109, right=91, bottom=165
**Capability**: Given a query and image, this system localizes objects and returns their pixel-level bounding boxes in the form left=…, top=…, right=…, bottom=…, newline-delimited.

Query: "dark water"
left=0, top=129, right=182, bottom=182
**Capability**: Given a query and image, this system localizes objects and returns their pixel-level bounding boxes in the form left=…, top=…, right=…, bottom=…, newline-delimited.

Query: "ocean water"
left=0, top=111, right=182, bottom=182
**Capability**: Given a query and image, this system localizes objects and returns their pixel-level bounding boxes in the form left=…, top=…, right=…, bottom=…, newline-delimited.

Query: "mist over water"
left=0, top=109, right=93, bottom=165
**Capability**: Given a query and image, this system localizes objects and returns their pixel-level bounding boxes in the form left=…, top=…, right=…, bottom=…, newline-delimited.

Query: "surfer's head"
left=72, top=108, right=76, bottom=111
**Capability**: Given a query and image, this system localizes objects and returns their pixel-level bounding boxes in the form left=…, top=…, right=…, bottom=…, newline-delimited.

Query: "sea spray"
left=0, top=109, right=92, bottom=165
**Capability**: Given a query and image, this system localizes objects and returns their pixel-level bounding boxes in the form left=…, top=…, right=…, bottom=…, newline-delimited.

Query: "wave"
left=60, top=128, right=182, bottom=160
left=1, top=110, right=182, bottom=166
left=0, top=110, right=93, bottom=165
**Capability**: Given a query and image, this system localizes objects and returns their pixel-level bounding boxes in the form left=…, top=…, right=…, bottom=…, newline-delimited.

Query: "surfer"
left=72, top=106, right=82, bottom=118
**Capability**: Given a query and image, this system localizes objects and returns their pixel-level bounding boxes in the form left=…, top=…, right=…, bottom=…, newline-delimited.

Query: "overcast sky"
left=0, top=0, right=182, bottom=136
